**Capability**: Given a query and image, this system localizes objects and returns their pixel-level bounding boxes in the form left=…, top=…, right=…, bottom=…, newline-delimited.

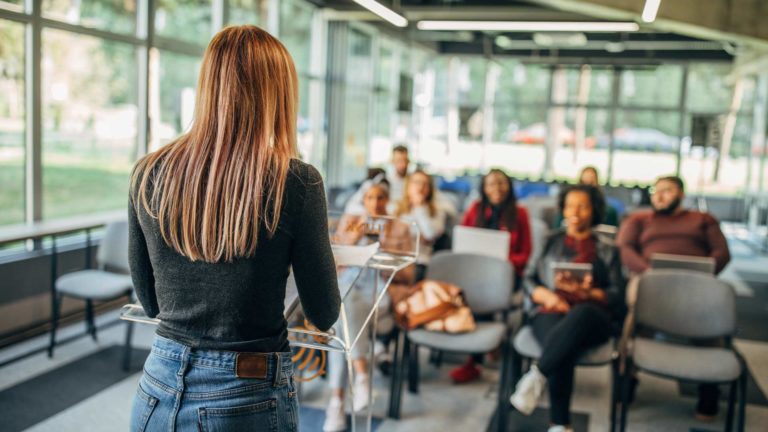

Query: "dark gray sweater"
left=128, top=159, right=340, bottom=353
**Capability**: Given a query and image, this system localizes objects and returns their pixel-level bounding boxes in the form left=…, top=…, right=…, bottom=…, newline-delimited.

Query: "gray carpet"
left=487, top=407, right=590, bottom=432
left=0, top=345, right=149, bottom=432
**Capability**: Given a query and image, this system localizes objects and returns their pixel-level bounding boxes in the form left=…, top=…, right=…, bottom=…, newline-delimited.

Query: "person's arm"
left=703, top=213, right=731, bottom=274
left=127, top=194, right=160, bottom=318
left=616, top=215, right=649, bottom=274
left=597, top=245, right=627, bottom=314
left=291, top=165, right=341, bottom=331
left=509, top=207, right=533, bottom=275
left=411, top=205, right=445, bottom=242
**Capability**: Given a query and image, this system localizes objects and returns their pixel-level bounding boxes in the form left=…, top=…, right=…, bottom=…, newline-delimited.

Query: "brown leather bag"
left=394, top=280, right=476, bottom=333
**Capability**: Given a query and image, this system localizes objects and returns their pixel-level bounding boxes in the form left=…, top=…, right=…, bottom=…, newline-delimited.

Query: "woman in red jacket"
left=450, top=169, right=532, bottom=383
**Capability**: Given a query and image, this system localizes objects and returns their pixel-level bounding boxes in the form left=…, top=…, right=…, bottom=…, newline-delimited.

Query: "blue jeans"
left=131, top=335, right=298, bottom=432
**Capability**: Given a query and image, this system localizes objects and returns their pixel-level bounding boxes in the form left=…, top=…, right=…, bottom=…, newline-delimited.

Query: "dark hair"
left=477, top=169, right=518, bottom=229
left=656, top=175, right=685, bottom=193
left=392, top=145, right=408, bottom=155
left=366, top=167, right=386, bottom=181
left=558, top=184, right=605, bottom=227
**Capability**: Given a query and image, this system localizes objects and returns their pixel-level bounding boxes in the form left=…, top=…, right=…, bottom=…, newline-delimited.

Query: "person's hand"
left=554, top=271, right=580, bottom=292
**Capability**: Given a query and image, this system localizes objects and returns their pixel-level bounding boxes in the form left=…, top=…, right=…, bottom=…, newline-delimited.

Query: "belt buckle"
left=235, top=353, right=268, bottom=379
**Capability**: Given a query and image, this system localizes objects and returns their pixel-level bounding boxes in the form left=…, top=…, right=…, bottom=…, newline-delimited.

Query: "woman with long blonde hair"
left=128, top=26, right=340, bottom=432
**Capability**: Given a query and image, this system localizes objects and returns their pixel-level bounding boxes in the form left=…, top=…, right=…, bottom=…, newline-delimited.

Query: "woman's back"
left=130, top=159, right=339, bottom=353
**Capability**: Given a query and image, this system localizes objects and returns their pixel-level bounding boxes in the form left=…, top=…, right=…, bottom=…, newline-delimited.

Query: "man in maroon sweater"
left=617, top=175, right=731, bottom=421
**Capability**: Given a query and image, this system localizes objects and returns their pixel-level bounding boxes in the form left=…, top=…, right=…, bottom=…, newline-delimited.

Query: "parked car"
left=597, top=127, right=679, bottom=153
left=508, top=122, right=596, bottom=148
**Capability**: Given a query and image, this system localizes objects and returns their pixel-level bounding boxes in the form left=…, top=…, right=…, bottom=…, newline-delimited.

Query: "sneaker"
left=694, top=385, right=720, bottom=422
left=323, top=396, right=346, bottom=432
left=352, top=373, right=371, bottom=412
left=547, top=425, right=574, bottom=432
left=509, top=365, right=546, bottom=415
left=449, top=359, right=481, bottom=384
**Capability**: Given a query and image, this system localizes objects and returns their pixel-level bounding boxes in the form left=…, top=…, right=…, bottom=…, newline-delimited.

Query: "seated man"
left=616, top=175, right=731, bottom=421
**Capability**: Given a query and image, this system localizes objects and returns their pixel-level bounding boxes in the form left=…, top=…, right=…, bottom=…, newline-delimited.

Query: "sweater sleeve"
left=127, top=194, right=160, bottom=318
left=290, top=164, right=341, bottom=331
left=461, top=201, right=478, bottom=226
left=603, top=244, right=628, bottom=317
left=703, top=213, right=731, bottom=274
left=616, top=214, right=649, bottom=274
left=509, top=206, right=532, bottom=275
left=411, top=205, right=445, bottom=242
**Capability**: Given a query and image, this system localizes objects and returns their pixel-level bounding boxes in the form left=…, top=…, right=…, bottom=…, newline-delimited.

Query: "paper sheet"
left=331, top=241, right=380, bottom=267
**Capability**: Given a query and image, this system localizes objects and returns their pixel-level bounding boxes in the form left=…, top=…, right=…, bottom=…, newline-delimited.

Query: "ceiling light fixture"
left=416, top=21, right=640, bottom=32
left=642, top=0, right=661, bottom=23
left=353, top=0, right=408, bottom=28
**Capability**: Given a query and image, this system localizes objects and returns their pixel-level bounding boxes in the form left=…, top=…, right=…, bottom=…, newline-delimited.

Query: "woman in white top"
left=394, top=170, right=446, bottom=278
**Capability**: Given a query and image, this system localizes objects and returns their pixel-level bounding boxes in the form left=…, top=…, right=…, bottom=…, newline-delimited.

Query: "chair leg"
left=122, top=321, right=134, bottom=371
left=610, top=359, right=619, bottom=432
left=85, top=299, right=97, bottom=341
left=408, top=340, right=420, bottom=394
left=48, top=293, right=62, bottom=358
left=619, top=361, right=633, bottom=432
left=496, top=332, right=512, bottom=432
left=737, top=371, right=747, bottom=432
left=387, top=328, right=406, bottom=419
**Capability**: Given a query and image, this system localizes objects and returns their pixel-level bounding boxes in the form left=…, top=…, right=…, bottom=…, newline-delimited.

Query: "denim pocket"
left=198, top=399, right=278, bottom=432
left=131, top=384, right=159, bottom=432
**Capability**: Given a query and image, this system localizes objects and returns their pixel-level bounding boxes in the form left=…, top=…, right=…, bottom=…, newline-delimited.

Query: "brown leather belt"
left=235, top=352, right=270, bottom=379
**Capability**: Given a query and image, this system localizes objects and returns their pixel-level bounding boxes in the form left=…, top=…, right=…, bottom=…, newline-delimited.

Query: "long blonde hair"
left=131, top=25, right=298, bottom=263
left=396, top=170, right=437, bottom=217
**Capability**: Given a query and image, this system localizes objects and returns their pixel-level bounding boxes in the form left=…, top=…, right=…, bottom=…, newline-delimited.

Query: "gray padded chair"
left=49, top=220, right=133, bottom=357
left=619, top=270, right=746, bottom=432
left=512, top=326, right=619, bottom=431
left=387, top=252, right=515, bottom=432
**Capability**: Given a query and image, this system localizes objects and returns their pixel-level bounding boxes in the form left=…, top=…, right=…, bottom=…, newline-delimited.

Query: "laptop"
left=649, top=253, right=716, bottom=274
left=452, top=225, right=510, bottom=261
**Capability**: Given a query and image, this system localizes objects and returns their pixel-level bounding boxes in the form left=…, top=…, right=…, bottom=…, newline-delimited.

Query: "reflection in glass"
left=621, top=66, right=682, bottom=107
left=150, top=50, right=200, bottom=150
left=227, top=0, right=260, bottom=26
left=155, top=0, right=212, bottom=46
left=42, top=29, right=138, bottom=219
left=43, top=0, right=137, bottom=35
left=279, top=0, right=313, bottom=75
left=0, top=19, right=25, bottom=226
left=610, top=110, right=679, bottom=184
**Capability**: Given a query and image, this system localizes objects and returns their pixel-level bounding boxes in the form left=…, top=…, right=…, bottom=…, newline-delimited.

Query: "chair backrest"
left=426, top=251, right=513, bottom=315
left=634, top=269, right=736, bottom=339
left=97, top=220, right=130, bottom=273
left=525, top=217, right=549, bottom=275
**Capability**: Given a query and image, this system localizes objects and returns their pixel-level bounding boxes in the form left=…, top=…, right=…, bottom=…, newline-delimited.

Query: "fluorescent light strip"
left=642, top=0, right=661, bottom=23
left=417, top=21, right=640, bottom=32
left=353, top=0, right=408, bottom=28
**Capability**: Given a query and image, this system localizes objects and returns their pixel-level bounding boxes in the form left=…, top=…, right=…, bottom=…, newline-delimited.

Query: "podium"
left=121, top=213, right=420, bottom=432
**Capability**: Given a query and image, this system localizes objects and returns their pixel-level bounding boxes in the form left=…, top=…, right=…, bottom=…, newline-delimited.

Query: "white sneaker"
left=509, top=365, right=546, bottom=415
left=352, top=373, right=371, bottom=412
left=547, top=426, right=574, bottom=432
left=323, top=396, right=346, bottom=432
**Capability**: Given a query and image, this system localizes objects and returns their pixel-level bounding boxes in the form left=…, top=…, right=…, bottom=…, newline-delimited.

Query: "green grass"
left=0, top=162, right=130, bottom=226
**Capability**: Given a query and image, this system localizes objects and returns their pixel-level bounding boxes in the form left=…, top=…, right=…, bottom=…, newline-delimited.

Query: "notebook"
left=452, top=225, right=510, bottom=261
left=649, top=253, right=716, bottom=274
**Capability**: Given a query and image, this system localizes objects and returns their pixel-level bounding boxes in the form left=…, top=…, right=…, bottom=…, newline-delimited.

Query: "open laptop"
left=452, top=225, right=510, bottom=261
left=649, top=253, right=716, bottom=274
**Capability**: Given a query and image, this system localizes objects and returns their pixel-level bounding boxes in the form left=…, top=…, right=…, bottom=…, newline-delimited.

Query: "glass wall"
left=416, top=58, right=757, bottom=196
left=0, top=19, right=24, bottom=226
left=41, top=29, right=138, bottom=219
